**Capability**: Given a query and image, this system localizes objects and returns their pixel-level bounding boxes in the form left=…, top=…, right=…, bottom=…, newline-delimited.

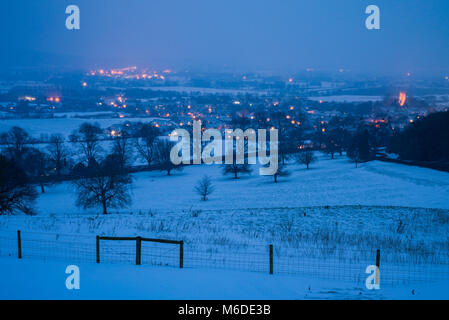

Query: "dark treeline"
left=388, top=111, right=449, bottom=162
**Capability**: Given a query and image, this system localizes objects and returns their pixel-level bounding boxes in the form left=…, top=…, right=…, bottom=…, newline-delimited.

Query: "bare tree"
left=296, top=149, right=317, bottom=170
left=73, top=155, right=132, bottom=215
left=25, top=148, right=51, bottom=194
left=46, top=134, right=68, bottom=176
left=325, top=135, right=337, bottom=159
left=270, top=163, right=290, bottom=183
left=135, top=123, right=159, bottom=168
left=222, top=162, right=252, bottom=179
left=194, top=175, right=215, bottom=201
left=69, top=123, right=103, bottom=163
left=347, top=149, right=361, bottom=168
left=0, top=155, right=37, bottom=215
left=1, top=126, right=33, bottom=163
left=154, top=139, right=182, bottom=176
left=112, top=127, right=132, bottom=171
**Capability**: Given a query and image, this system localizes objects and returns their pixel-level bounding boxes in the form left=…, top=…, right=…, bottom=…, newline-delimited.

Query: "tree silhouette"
left=194, top=175, right=215, bottom=201
left=0, top=155, right=37, bottom=215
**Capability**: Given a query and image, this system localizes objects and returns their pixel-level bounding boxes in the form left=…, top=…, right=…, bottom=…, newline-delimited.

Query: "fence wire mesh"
left=99, top=239, right=136, bottom=264
left=141, top=241, right=180, bottom=267
left=1, top=230, right=448, bottom=286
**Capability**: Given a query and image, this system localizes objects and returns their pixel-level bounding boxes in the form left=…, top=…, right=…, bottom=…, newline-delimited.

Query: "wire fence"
left=1, top=230, right=448, bottom=286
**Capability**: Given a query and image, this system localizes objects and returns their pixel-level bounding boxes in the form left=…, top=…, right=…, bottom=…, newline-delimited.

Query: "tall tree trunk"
left=102, top=200, right=108, bottom=215
left=40, top=182, right=45, bottom=194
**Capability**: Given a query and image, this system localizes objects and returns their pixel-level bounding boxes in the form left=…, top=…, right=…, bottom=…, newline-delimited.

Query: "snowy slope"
left=1, top=155, right=449, bottom=298
left=31, top=155, right=449, bottom=215
left=1, top=258, right=447, bottom=300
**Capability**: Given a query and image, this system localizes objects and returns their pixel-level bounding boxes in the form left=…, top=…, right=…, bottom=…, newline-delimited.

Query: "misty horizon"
left=1, top=0, right=449, bottom=77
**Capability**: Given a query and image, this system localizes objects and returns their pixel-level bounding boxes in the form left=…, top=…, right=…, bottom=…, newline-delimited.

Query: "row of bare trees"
left=1, top=120, right=321, bottom=213
left=0, top=122, right=182, bottom=215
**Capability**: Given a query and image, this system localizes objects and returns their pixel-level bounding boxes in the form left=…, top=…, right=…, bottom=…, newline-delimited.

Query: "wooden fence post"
left=17, top=230, right=22, bottom=259
left=179, top=240, right=184, bottom=269
left=269, top=244, right=273, bottom=275
left=96, top=236, right=100, bottom=264
left=136, top=237, right=142, bottom=265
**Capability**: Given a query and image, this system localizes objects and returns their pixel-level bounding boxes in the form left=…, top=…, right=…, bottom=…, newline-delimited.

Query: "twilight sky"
left=1, top=0, right=448, bottom=76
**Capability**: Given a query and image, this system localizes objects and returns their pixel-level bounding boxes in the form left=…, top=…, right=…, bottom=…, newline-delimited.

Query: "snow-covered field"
left=31, top=156, right=449, bottom=213
left=308, top=95, right=383, bottom=103
left=1, top=258, right=448, bottom=300
left=0, top=117, right=162, bottom=138
left=1, top=154, right=449, bottom=299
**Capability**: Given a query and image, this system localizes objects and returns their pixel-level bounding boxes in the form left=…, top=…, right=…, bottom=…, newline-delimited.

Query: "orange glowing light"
left=398, top=92, right=407, bottom=107
left=82, top=82, right=87, bottom=87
